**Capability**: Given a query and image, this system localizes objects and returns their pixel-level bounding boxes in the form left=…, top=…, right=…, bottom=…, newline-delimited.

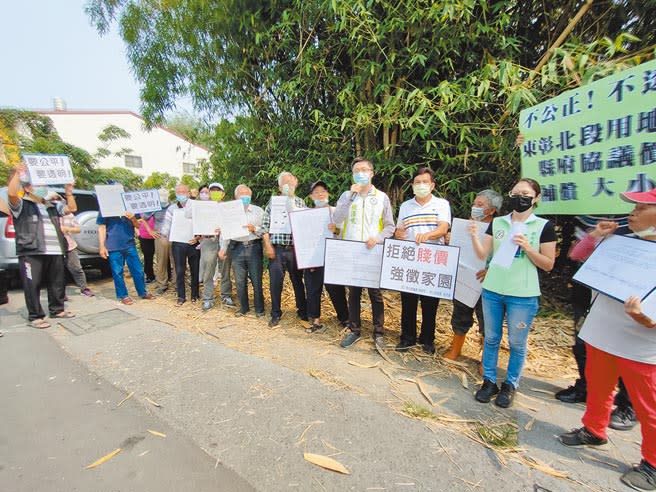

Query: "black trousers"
left=171, top=242, right=200, bottom=301
left=19, top=254, right=66, bottom=321
left=450, top=298, right=485, bottom=336
left=400, top=291, right=439, bottom=346
left=303, top=268, right=349, bottom=323
left=268, top=245, right=306, bottom=319
left=348, top=286, right=384, bottom=337
left=139, top=237, right=156, bottom=281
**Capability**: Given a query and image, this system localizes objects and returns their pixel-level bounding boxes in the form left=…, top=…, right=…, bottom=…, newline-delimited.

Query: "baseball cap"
left=208, top=182, right=224, bottom=191
left=310, top=180, right=328, bottom=193
left=620, top=188, right=656, bottom=204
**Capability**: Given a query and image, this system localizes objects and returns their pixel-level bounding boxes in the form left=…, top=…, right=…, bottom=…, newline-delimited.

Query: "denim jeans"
left=230, top=240, right=264, bottom=314
left=481, top=289, right=539, bottom=388
left=108, top=246, right=147, bottom=299
left=268, top=245, right=306, bottom=319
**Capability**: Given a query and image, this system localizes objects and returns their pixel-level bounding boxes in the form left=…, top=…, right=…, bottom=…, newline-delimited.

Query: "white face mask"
left=412, top=183, right=431, bottom=198
left=634, top=226, right=656, bottom=238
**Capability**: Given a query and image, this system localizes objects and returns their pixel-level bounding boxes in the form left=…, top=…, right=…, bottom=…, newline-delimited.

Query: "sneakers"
left=222, top=297, right=236, bottom=307
left=621, top=460, right=656, bottom=491
left=555, top=385, right=587, bottom=404
left=559, top=427, right=608, bottom=447
left=340, top=332, right=361, bottom=348
left=155, top=286, right=168, bottom=295
left=494, top=382, right=516, bottom=408
left=609, top=406, right=638, bottom=431
left=80, top=288, right=94, bottom=297
left=395, top=340, right=414, bottom=352
left=202, top=300, right=214, bottom=312
left=268, top=316, right=281, bottom=328
left=475, top=379, right=499, bottom=403
left=255, top=312, right=266, bottom=319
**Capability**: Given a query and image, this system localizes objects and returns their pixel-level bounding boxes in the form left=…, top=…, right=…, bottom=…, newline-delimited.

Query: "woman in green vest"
left=468, top=178, right=556, bottom=408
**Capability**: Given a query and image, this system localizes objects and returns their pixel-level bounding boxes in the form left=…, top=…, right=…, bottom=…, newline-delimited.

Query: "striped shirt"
left=396, top=195, right=451, bottom=244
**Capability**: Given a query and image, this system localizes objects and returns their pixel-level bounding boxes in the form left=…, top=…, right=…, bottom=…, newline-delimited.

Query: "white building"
left=40, top=110, right=210, bottom=179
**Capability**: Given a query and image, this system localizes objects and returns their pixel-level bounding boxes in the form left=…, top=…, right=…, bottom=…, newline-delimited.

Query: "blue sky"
left=0, top=1, right=191, bottom=115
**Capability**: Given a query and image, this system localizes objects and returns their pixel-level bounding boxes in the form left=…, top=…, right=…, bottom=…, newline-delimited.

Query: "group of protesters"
left=4, top=155, right=655, bottom=491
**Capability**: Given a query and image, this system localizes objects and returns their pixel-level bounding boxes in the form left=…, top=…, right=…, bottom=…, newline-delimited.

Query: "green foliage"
left=94, top=124, right=133, bottom=161
left=143, top=171, right=177, bottom=192
left=87, top=167, right=144, bottom=190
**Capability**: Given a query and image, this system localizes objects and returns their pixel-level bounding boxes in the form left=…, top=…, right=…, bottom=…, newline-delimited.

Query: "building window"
left=183, top=162, right=197, bottom=174
left=125, top=155, right=143, bottom=168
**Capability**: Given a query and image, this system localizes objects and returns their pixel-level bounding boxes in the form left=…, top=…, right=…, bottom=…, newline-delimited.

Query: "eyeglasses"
left=508, top=192, right=535, bottom=198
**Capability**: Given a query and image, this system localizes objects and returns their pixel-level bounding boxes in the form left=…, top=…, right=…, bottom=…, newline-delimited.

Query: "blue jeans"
left=108, top=246, right=147, bottom=299
left=481, top=289, right=539, bottom=388
left=230, top=240, right=264, bottom=314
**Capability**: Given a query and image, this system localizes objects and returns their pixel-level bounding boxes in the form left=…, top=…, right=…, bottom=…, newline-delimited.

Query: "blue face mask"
left=353, top=172, right=370, bottom=186
left=176, top=194, right=188, bottom=203
left=314, top=199, right=329, bottom=207
left=471, top=206, right=486, bottom=220
left=32, top=186, right=49, bottom=198
left=240, top=195, right=251, bottom=206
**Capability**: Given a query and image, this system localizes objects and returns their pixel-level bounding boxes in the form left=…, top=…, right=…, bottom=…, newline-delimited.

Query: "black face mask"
left=509, top=195, right=533, bottom=213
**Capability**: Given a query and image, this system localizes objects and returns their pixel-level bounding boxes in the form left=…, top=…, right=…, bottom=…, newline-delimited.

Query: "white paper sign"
left=191, top=200, right=221, bottom=235
left=490, top=222, right=526, bottom=268
left=94, top=184, right=126, bottom=217
left=23, top=153, right=74, bottom=185
left=268, top=196, right=293, bottom=234
left=450, top=218, right=487, bottom=270
left=121, top=189, right=161, bottom=214
left=573, top=235, right=656, bottom=302
left=454, top=264, right=484, bottom=308
left=324, top=238, right=383, bottom=289
left=379, top=239, right=460, bottom=300
left=642, top=289, right=656, bottom=321
left=169, top=208, right=194, bottom=243
left=290, top=207, right=332, bottom=269
left=217, top=200, right=249, bottom=241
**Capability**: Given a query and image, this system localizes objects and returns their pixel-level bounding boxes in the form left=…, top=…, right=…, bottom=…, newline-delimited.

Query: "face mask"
left=281, top=184, right=294, bottom=196
left=471, top=206, right=486, bottom=220
left=32, top=186, right=49, bottom=198
left=210, top=190, right=224, bottom=201
left=412, top=183, right=431, bottom=198
left=634, top=226, right=656, bottom=238
left=176, top=194, right=188, bottom=203
left=509, top=195, right=533, bottom=213
left=240, top=195, right=251, bottom=207
left=314, top=198, right=329, bottom=207
left=199, top=192, right=210, bottom=201
left=353, top=172, right=371, bottom=186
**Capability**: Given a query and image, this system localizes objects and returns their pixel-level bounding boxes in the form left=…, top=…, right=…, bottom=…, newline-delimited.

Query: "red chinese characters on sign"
left=434, top=250, right=449, bottom=266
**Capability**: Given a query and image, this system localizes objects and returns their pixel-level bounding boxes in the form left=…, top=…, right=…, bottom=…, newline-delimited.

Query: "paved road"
left=0, top=324, right=254, bottom=492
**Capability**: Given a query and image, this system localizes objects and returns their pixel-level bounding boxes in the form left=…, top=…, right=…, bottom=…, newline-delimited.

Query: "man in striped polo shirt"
left=394, top=167, right=451, bottom=354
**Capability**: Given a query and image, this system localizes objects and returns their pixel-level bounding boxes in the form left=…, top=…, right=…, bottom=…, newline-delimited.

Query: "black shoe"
left=305, top=323, right=325, bottom=334
left=555, top=385, right=587, bottom=404
left=494, top=382, right=516, bottom=408
left=609, top=406, right=638, bottom=431
left=559, top=427, right=607, bottom=447
left=475, top=379, right=499, bottom=403
left=421, top=344, right=436, bottom=355
left=268, top=316, right=280, bottom=328
left=621, top=459, right=656, bottom=491
left=395, top=340, right=414, bottom=352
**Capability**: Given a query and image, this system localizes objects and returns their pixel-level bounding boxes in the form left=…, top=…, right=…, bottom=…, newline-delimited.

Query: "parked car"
left=0, top=187, right=108, bottom=282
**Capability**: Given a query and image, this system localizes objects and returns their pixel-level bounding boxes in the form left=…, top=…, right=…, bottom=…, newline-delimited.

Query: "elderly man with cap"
left=262, top=171, right=308, bottom=327
left=559, top=188, right=656, bottom=492
left=219, top=184, right=266, bottom=317
left=303, top=180, right=350, bottom=333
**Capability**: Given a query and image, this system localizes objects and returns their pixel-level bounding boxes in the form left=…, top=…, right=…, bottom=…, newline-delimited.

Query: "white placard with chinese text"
left=217, top=200, right=249, bottom=241
left=268, top=196, right=293, bottom=234
left=94, top=184, right=126, bottom=217
left=450, top=218, right=487, bottom=270
left=324, top=239, right=383, bottom=289
left=23, top=153, right=74, bottom=185
left=121, top=189, right=161, bottom=214
left=191, top=200, right=221, bottom=235
left=379, top=238, right=460, bottom=300
left=290, top=207, right=332, bottom=269
left=454, top=264, right=484, bottom=308
left=641, top=289, right=656, bottom=322
left=169, top=208, right=194, bottom=243
left=573, top=234, right=656, bottom=302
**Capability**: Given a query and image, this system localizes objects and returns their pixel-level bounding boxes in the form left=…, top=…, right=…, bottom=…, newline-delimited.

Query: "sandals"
left=53, top=311, right=75, bottom=319
left=305, top=323, right=325, bottom=334
left=120, top=297, right=135, bottom=306
left=30, top=319, right=51, bottom=329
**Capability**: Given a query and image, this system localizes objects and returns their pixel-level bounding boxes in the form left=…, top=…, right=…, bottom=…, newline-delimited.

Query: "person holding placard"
left=445, top=189, right=502, bottom=361
left=303, top=181, right=349, bottom=333
left=7, top=164, right=75, bottom=328
left=394, top=167, right=451, bottom=354
left=161, top=183, right=200, bottom=306
left=469, top=178, right=556, bottom=408
left=262, top=172, right=308, bottom=327
left=219, top=184, right=266, bottom=318
left=559, top=189, right=656, bottom=491
left=152, top=189, right=175, bottom=294
left=332, top=157, right=395, bottom=349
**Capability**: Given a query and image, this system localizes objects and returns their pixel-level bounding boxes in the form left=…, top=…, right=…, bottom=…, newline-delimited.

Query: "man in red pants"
left=559, top=188, right=656, bottom=491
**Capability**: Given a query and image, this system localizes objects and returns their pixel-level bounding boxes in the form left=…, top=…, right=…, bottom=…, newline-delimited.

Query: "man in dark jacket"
left=7, top=164, right=75, bottom=328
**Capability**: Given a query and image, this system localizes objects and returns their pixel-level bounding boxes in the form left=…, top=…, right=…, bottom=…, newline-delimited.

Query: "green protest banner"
left=519, top=60, right=656, bottom=214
